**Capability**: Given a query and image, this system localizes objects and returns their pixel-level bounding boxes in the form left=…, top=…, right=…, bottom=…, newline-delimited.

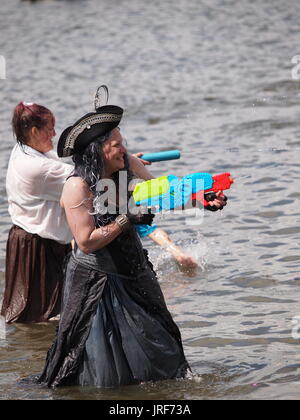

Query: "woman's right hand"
left=127, top=211, right=155, bottom=226
left=204, top=191, right=228, bottom=211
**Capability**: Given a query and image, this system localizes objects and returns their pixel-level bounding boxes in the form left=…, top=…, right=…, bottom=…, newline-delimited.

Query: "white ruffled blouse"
left=6, top=143, right=73, bottom=244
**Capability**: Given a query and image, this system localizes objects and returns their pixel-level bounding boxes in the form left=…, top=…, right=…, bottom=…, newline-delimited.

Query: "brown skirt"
left=1, top=225, right=71, bottom=323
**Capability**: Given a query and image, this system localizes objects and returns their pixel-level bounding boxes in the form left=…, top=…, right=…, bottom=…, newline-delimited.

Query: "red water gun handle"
left=191, top=172, right=234, bottom=207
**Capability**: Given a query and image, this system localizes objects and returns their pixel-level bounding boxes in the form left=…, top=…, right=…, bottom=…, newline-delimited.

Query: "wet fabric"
left=37, top=224, right=189, bottom=388
left=37, top=256, right=107, bottom=387
left=78, top=272, right=188, bottom=387
left=1, top=225, right=71, bottom=323
left=6, top=144, right=73, bottom=244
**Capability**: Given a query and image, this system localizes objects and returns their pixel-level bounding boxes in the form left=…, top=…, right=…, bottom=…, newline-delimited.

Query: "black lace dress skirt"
left=37, top=228, right=189, bottom=388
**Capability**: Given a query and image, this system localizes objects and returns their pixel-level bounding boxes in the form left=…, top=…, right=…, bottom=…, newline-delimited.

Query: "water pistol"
left=139, top=150, right=181, bottom=162
left=133, top=172, right=234, bottom=237
left=192, top=172, right=234, bottom=207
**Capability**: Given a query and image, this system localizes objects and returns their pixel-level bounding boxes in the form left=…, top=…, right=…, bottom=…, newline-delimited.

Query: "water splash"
left=149, top=232, right=210, bottom=278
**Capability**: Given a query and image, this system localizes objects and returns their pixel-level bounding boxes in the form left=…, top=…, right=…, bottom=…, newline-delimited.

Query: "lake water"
left=0, top=0, right=300, bottom=400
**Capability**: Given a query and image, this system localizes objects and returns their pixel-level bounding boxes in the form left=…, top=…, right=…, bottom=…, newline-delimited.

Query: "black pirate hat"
left=57, top=86, right=123, bottom=158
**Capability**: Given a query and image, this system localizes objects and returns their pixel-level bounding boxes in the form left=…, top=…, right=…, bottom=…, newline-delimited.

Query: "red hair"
left=12, top=102, right=54, bottom=145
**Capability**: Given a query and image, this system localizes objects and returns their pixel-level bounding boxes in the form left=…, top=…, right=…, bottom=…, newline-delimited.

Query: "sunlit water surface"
left=0, top=0, right=300, bottom=400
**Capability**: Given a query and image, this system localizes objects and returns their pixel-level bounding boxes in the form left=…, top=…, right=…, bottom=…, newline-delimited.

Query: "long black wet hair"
left=71, top=132, right=135, bottom=222
left=72, top=133, right=109, bottom=194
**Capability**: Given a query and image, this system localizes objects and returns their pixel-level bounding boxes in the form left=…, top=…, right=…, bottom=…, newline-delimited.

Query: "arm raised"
left=128, top=154, right=154, bottom=181
left=61, top=177, right=122, bottom=254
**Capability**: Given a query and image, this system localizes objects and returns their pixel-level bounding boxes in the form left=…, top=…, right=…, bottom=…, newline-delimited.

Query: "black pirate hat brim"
left=57, top=105, right=123, bottom=158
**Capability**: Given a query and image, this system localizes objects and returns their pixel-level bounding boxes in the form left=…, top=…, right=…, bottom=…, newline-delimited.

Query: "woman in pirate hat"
left=36, top=87, right=190, bottom=387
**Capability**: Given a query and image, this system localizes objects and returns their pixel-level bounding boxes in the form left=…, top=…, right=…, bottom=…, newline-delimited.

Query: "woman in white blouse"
left=1, top=102, right=73, bottom=323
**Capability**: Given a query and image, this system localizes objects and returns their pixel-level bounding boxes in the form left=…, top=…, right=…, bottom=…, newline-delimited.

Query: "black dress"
left=37, top=215, right=189, bottom=388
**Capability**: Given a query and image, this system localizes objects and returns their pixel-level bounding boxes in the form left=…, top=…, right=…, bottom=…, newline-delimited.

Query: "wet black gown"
left=37, top=216, right=189, bottom=388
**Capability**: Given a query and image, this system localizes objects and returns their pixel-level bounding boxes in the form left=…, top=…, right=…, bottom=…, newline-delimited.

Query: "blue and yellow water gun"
left=132, top=150, right=234, bottom=237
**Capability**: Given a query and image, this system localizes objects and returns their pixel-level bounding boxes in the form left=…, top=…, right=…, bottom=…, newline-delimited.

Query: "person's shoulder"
left=13, top=152, right=48, bottom=180
left=63, top=176, right=91, bottom=197
left=61, top=176, right=93, bottom=208
left=64, top=175, right=88, bottom=188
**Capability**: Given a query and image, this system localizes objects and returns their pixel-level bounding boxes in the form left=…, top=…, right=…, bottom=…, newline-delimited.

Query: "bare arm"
left=128, top=154, right=154, bottom=180
left=61, top=177, right=122, bottom=254
left=129, top=153, right=198, bottom=269
left=148, top=228, right=197, bottom=269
